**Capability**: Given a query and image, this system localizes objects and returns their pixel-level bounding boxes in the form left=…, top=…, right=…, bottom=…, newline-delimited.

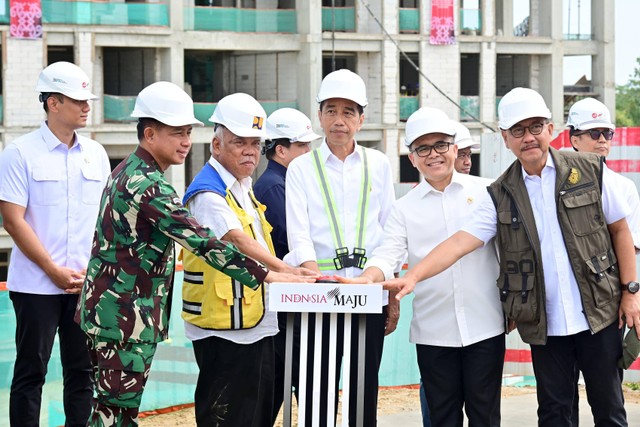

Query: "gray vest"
left=488, top=148, right=620, bottom=345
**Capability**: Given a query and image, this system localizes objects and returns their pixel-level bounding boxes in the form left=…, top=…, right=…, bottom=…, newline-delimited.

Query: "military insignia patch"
left=568, top=167, right=581, bottom=185
left=252, top=116, right=264, bottom=130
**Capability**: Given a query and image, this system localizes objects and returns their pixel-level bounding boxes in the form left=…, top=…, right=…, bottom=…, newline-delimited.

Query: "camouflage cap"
left=618, top=327, right=640, bottom=370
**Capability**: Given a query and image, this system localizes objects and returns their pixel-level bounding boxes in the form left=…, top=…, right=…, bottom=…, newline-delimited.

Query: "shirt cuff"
left=283, top=247, right=317, bottom=267
left=363, top=258, right=395, bottom=281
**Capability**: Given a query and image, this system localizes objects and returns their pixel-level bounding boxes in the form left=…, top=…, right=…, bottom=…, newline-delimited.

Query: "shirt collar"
left=417, top=170, right=463, bottom=196
left=134, top=145, right=163, bottom=172
left=266, top=159, right=287, bottom=177
left=521, top=152, right=555, bottom=181
left=41, top=121, right=80, bottom=152
left=318, top=138, right=362, bottom=163
left=208, top=156, right=253, bottom=190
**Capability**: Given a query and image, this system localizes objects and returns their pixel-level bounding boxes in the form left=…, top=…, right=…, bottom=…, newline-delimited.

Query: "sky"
left=614, top=0, right=638, bottom=85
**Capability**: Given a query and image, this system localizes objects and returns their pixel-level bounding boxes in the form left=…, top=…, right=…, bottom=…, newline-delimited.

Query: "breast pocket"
left=81, top=165, right=105, bottom=205
left=561, top=187, right=605, bottom=236
left=31, top=167, right=64, bottom=206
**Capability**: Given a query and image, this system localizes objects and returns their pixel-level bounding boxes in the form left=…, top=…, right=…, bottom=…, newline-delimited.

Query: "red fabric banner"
left=10, top=0, right=42, bottom=39
left=552, top=127, right=640, bottom=173
left=430, top=0, right=456, bottom=45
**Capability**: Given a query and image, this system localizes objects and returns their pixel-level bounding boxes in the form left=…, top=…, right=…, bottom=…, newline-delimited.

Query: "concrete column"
left=536, top=0, right=563, bottom=126
left=4, top=37, right=44, bottom=128
left=170, top=0, right=183, bottom=32
left=75, top=31, right=99, bottom=126
left=591, top=0, right=615, bottom=116
left=495, top=0, right=513, bottom=36
left=479, top=41, right=497, bottom=125
left=296, top=0, right=323, bottom=127
left=482, top=0, right=495, bottom=37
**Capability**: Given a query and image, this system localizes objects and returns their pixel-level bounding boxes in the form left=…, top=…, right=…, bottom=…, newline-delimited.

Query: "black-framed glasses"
left=509, top=122, right=546, bottom=138
left=574, top=129, right=615, bottom=141
left=457, top=151, right=472, bottom=160
left=411, top=141, right=452, bottom=157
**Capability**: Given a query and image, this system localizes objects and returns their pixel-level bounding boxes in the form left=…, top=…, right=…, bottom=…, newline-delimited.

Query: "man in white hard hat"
left=383, top=87, right=640, bottom=426
left=253, top=107, right=320, bottom=422
left=568, top=97, right=640, bottom=249
left=0, top=61, right=110, bottom=426
left=285, top=69, right=397, bottom=425
left=181, top=95, right=317, bottom=426
left=344, top=107, right=504, bottom=426
left=75, top=82, right=310, bottom=426
left=452, top=121, right=480, bottom=175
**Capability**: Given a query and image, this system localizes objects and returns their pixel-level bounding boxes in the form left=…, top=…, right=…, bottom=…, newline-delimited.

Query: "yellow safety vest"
left=181, top=190, right=275, bottom=330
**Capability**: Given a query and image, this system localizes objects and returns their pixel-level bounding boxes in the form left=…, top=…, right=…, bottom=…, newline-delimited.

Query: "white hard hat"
left=452, top=121, right=480, bottom=150
left=36, top=61, right=98, bottom=101
left=316, top=69, right=368, bottom=108
left=566, top=98, right=614, bottom=130
left=209, top=93, right=267, bottom=139
left=131, top=82, right=203, bottom=127
left=498, top=87, right=551, bottom=130
left=266, top=108, right=321, bottom=143
left=404, top=107, right=456, bottom=147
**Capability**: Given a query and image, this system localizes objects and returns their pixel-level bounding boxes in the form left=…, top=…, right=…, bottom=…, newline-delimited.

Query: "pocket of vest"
left=561, top=187, right=605, bottom=237
left=497, top=211, right=530, bottom=251
left=496, top=270, right=538, bottom=323
left=585, top=249, right=618, bottom=308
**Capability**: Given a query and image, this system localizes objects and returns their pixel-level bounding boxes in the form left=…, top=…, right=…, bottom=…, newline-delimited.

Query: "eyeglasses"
left=508, top=123, right=546, bottom=138
left=457, top=152, right=472, bottom=160
left=574, top=129, right=615, bottom=141
left=411, top=141, right=452, bottom=157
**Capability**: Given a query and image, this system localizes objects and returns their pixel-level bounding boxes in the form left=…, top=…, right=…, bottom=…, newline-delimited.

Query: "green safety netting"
left=185, top=7, right=296, bottom=33
left=0, top=272, right=420, bottom=426
left=321, top=7, right=356, bottom=32
left=400, top=96, right=419, bottom=121
left=460, top=95, right=480, bottom=122
left=41, top=0, right=169, bottom=26
left=103, top=95, right=137, bottom=123
left=399, top=8, right=419, bottom=33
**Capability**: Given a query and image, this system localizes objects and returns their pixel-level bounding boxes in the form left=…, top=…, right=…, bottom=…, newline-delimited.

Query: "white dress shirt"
left=0, top=123, right=110, bottom=295
left=285, top=140, right=395, bottom=277
left=365, top=173, right=504, bottom=346
left=464, top=154, right=629, bottom=336
left=604, top=165, right=640, bottom=249
left=184, top=157, right=278, bottom=344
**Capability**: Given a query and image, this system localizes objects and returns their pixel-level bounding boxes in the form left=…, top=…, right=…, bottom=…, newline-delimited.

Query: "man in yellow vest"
left=181, top=93, right=317, bottom=426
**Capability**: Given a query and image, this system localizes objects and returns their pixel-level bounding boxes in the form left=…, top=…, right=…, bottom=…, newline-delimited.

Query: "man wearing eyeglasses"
left=452, top=121, right=480, bottom=175
left=382, top=87, right=640, bottom=426
left=343, top=106, right=505, bottom=426
left=568, top=97, right=640, bottom=250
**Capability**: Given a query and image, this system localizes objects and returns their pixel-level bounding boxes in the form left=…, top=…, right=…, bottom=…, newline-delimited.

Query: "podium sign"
left=269, top=282, right=384, bottom=314
left=270, top=283, right=386, bottom=427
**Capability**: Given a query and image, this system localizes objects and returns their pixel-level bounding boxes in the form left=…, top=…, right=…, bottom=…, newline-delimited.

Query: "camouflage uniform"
left=75, top=146, right=268, bottom=426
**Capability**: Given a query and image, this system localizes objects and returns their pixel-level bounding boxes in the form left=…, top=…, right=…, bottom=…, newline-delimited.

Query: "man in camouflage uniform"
left=75, top=82, right=307, bottom=426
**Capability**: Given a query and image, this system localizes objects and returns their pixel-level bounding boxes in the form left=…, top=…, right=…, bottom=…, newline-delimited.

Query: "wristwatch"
left=622, top=281, right=640, bottom=294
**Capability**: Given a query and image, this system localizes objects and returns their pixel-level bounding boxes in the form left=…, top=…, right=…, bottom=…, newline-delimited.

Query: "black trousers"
left=9, top=292, right=93, bottom=427
left=416, top=334, right=505, bottom=427
left=297, top=312, right=386, bottom=427
left=192, top=334, right=275, bottom=427
left=530, top=322, right=627, bottom=427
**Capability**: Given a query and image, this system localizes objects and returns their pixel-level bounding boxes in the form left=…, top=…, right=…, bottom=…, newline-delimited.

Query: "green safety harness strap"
left=312, top=147, right=370, bottom=271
